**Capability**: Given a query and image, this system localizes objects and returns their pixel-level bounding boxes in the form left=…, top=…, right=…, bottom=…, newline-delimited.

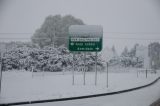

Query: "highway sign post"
left=69, top=25, right=103, bottom=85
left=72, top=53, right=75, bottom=85
left=106, top=62, right=109, bottom=88
left=84, top=52, right=86, bottom=85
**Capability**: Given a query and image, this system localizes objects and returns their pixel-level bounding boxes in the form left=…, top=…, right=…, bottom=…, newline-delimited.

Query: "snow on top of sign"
left=69, top=25, right=103, bottom=36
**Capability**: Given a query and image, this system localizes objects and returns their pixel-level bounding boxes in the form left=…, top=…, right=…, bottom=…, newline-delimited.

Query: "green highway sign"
left=68, top=25, right=103, bottom=52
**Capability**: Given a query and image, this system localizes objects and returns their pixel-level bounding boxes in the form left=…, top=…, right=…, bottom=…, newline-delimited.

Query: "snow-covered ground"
left=20, top=76, right=160, bottom=106
left=0, top=70, right=159, bottom=104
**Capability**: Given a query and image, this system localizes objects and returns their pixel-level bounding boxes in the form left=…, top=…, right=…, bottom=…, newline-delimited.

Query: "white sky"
left=0, top=0, right=160, bottom=54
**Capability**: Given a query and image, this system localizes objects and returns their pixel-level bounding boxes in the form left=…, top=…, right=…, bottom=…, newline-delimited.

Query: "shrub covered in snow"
left=2, top=43, right=104, bottom=72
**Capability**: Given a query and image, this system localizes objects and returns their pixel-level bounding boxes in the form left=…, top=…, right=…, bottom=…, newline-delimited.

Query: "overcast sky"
left=0, top=0, right=160, bottom=53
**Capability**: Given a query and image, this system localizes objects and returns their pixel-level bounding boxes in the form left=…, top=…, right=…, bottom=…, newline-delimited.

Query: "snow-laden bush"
left=2, top=44, right=104, bottom=72
left=107, top=56, right=143, bottom=68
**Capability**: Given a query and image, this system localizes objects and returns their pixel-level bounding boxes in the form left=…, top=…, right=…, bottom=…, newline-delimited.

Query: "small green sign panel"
left=68, top=25, right=103, bottom=52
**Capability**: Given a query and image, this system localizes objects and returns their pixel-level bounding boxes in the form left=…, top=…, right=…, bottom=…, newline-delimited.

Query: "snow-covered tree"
left=32, top=15, right=84, bottom=48
left=148, top=42, right=160, bottom=69
left=111, top=45, right=118, bottom=57
left=121, top=46, right=129, bottom=57
left=129, top=43, right=139, bottom=58
left=2, top=41, right=105, bottom=72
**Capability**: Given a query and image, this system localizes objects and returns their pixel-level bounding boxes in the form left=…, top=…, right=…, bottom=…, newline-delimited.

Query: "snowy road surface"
left=17, top=76, right=160, bottom=106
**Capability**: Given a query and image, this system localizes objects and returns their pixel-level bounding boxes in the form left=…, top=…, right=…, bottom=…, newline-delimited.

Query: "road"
left=17, top=77, right=160, bottom=106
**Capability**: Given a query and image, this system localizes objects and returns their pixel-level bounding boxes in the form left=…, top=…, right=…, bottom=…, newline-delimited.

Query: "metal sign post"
left=106, top=62, right=109, bottom=88
left=95, top=52, right=98, bottom=86
left=83, top=52, right=86, bottom=85
left=72, top=52, right=75, bottom=85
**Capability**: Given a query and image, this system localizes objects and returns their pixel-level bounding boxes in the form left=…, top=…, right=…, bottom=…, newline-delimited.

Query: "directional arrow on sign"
left=70, top=43, right=74, bottom=46
left=95, top=47, right=99, bottom=50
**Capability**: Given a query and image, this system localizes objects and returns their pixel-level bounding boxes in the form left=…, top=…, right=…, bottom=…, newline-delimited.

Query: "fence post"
left=146, top=69, right=147, bottom=78
left=31, top=66, right=34, bottom=78
left=0, top=51, right=3, bottom=94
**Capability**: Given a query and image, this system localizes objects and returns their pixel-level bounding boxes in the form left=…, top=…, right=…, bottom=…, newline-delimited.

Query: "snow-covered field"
left=0, top=70, right=159, bottom=104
